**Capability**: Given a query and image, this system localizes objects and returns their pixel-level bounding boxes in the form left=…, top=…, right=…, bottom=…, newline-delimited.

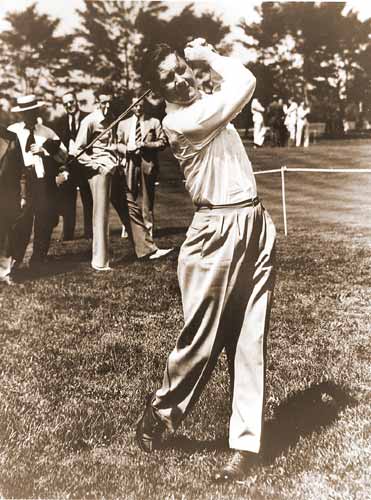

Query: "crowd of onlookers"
left=0, top=85, right=173, bottom=286
left=251, top=95, right=311, bottom=148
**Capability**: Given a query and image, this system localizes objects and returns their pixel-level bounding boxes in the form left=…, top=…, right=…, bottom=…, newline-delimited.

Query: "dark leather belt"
left=197, top=196, right=260, bottom=212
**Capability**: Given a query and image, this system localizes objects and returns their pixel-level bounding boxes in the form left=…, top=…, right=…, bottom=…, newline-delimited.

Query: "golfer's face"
left=157, top=53, right=198, bottom=106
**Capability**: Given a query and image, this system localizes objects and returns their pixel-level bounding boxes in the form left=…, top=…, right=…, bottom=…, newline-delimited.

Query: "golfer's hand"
left=20, top=197, right=27, bottom=209
left=184, top=38, right=216, bottom=63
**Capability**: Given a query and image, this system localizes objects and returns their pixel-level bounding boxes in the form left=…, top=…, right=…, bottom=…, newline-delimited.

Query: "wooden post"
left=281, top=166, right=288, bottom=236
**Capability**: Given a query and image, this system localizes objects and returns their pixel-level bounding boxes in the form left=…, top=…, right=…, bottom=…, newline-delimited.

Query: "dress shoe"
left=136, top=393, right=166, bottom=453
left=0, top=275, right=16, bottom=286
left=148, top=248, right=173, bottom=260
left=92, top=264, right=112, bottom=272
left=214, top=450, right=257, bottom=483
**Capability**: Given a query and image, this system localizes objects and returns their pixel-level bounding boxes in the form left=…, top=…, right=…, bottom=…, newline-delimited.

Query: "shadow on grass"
left=262, top=381, right=357, bottom=462
left=157, top=381, right=356, bottom=458
left=13, top=259, right=85, bottom=282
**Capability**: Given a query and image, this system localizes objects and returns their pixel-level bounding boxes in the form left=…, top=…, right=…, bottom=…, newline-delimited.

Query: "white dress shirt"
left=68, top=110, right=80, bottom=152
left=8, top=121, right=47, bottom=178
left=127, top=114, right=141, bottom=150
left=163, top=54, right=257, bottom=207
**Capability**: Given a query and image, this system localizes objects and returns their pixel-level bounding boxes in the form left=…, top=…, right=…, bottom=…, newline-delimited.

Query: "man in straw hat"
left=135, top=38, right=276, bottom=483
left=8, top=94, right=68, bottom=269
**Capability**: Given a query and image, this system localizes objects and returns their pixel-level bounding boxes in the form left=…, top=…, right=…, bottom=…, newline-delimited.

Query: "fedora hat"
left=11, top=94, right=45, bottom=112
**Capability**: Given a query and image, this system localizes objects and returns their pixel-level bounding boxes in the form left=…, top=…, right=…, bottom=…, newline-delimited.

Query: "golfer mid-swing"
left=136, top=38, right=276, bottom=482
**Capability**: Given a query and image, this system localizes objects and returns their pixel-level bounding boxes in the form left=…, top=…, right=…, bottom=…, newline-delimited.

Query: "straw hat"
left=11, top=94, right=45, bottom=112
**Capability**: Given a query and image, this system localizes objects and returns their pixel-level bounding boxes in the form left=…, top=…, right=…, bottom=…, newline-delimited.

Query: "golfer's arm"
left=183, top=54, right=256, bottom=141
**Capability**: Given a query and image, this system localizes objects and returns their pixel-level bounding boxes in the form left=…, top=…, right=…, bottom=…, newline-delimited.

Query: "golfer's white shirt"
left=163, top=54, right=257, bottom=207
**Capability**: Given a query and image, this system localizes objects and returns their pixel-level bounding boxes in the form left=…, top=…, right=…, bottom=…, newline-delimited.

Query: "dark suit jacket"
left=54, top=110, right=89, bottom=151
left=0, top=126, right=24, bottom=222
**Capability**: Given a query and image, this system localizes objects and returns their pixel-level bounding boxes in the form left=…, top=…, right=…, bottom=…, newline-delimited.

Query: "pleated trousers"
left=153, top=201, right=276, bottom=453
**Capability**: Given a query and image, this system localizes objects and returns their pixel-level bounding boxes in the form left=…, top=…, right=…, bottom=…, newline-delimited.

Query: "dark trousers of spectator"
left=110, top=169, right=157, bottom=258
left=10, top=171, right=59, bottom=265
left=0, top=205, right=19, bottom=278
left=58, top=162, right=93, bottom=240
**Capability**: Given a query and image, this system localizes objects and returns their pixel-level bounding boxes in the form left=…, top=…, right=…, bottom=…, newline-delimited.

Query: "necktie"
left=135, top=119, right=142, bottom=146
left=70, top=114, right=77, bottom=140
left=25, top=126, right=36, bottom=152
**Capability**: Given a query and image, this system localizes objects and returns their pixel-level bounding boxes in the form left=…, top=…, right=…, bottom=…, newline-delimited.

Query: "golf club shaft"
left=72, top=89, right=152, bottom=163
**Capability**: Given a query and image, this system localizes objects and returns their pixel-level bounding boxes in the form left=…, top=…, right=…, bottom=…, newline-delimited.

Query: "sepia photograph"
left=0, top=0, right=370, bottom=498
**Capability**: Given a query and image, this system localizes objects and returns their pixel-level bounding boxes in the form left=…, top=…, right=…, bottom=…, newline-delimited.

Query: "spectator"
left=109, top=93, right=173, bottom=261
left=75, top=87, right=172, bottom=271
left=117, top=95, right=167, bottom=238
left=268, top=95, right=286, bottom=147
left=54, top=91, right=93, bottom=240
left=0, top=126, right=23, bottom=285
left=284, top=98, right=298, bottom=147
left=296, top=100, right=310, bottom=147
left=251, top=97, right=266, bottom=148
left=8, top=95, right=68, bottom=269
left=74, top=85, right=119, bottom=271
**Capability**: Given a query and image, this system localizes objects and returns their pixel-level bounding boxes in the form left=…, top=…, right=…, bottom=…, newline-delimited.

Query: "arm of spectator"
left=74, top=115, right=95, bottom=166
left=142, top=121, right=167, bottom=150
left=43, top=138, right=68, bottom=166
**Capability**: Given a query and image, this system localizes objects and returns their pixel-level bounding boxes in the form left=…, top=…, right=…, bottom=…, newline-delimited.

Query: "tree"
left=135, top=3, right=230, bottom=84
left=0, top=3, right=73, bottom=106
left=239, top=2, right=371, bottom=123
left=73, top=1, right=231, bottom=92
left=72, top=1, right=170, bottom=93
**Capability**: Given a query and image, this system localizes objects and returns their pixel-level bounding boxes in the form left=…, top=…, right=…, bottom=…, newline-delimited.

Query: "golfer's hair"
left=143, top=43, right=177, bottom=91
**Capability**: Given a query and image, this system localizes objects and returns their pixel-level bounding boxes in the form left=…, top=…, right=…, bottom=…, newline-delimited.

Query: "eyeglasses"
left=63, top=100, right=76, bottom=108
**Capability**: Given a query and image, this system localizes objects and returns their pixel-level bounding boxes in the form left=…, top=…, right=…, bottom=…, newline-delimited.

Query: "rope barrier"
left=252, top=165, right=371, bottom=236
left=254, top=167, right=371, bottom=175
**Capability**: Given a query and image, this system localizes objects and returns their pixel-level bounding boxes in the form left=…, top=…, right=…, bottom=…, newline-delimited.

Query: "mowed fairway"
left=0, top=139, right=370, bottom=499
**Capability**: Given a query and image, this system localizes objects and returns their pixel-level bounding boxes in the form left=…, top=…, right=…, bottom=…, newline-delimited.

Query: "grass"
left=0, top=138, right=370, bottom=499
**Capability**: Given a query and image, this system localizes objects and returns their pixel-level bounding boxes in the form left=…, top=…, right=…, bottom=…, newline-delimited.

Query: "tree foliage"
left=0, top=3, right=73, bottom=104
left=239, top=1, right=371, bottom=121
left=72, top=1, right=230, bottom=93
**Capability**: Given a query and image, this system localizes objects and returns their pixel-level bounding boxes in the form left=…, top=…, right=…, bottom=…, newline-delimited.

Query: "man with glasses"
left=74, top=85, right=118, bottom=271
left=54, top=91, right=93, bottom=240
left=75, top=86, right=171, bottom=271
